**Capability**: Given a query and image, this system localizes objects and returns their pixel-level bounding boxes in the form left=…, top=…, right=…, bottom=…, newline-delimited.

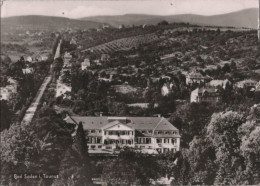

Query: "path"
left=21, top=76, right=52, bottom=124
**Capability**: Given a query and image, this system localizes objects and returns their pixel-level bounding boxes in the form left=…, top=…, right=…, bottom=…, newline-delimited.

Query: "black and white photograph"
left=0, top=0, right=259, bottom=185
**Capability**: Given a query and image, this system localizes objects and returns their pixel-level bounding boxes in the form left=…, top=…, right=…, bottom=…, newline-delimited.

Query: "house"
left=55, top=81, right=71, bottom=99
left=186, top=71, right=211, bottom=85
left=70, top=38, right=77, bottom=45
left=63, top=52, right=72, bottom=68
left=26, top=56, right=33, bottom=62
left=191, top=87, right=222, bottom=103
left=81, top=58, right=91, bottom=70
left=235, top=79, right=258, bottom=89
left=22, top=67, right=34, bottom=74
left=102, top=24, right=110, bottom=29
left=161, top=83, right=173, bottom=96
left=101, top=54, right=110, bottom=62
left=64, top=116, right=180, bottom=154
left=207, top=79, right=231, bottom=89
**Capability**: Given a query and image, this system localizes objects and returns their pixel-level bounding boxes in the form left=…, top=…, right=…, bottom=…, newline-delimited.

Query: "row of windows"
left=156, top=138, right=177, bottom=144
left=104, top=131, right=134, bottom=135
left=87, top=130, right=178, bottom=135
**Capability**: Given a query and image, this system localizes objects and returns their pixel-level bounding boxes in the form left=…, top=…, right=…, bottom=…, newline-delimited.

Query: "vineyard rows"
left=83, top=33, right=159, bottom=54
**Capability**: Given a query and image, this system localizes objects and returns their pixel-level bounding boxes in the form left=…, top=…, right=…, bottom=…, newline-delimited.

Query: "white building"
left=161, top=83, right=173, bottom=96
left=207, top=79, right=231, bottom=89
left=81, top=58, right=91, bottom=70
left=55, top=81, right=71, bottom=98
left=191, top=87, right=222, bottom=103
left=186, top=71, right=211, bottom=85
left=64, top=116, right=180, bottom=154
left=22, top=67, right=34, bottom=74
left=235, top=79, right=258, bottom=89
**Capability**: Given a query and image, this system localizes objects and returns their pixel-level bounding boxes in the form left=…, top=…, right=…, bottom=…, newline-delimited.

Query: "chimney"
left=158, top=114, right=161, bottom=117
left=100, top=112, right=103, bottom=117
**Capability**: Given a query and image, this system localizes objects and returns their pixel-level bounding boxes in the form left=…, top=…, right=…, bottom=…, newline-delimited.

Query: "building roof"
left=192, top=87, right=220, bottom=96
left=64, top=116, right=179, bottom=132
left=208, top=79, right=230, bottom=88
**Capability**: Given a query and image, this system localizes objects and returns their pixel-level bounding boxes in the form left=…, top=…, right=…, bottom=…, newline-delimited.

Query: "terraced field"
left=83, top=33, right=159, bottom=54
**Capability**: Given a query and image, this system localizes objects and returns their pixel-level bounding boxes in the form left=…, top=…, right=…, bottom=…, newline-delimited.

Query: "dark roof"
left=64, top=116, right=179, bottom=131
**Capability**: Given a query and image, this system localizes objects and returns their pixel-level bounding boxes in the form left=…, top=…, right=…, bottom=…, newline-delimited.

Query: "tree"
left=102, top=147, right=161, bottom=185
left=0, top=100, right=12, bottom=132
left=207, top=111, right=245, bottom=185
left=55, top=122, right=93, bottom=186
left=0, top=107, right=72, bottom=185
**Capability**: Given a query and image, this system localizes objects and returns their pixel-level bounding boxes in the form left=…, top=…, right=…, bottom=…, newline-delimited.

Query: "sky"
left=1, top=0, right=259, bottom=18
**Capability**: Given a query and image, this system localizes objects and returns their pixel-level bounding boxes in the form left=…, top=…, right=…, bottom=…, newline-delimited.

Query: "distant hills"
left=81, top=8, right=258, bottom=29
left=1, top=8, right=258, bottom=32
left=1, top=15, right=103, bottom=31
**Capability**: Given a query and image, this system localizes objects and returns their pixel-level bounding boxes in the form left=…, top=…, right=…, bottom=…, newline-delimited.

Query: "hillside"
left=1, top=15, right=103, bottom=31
left=81, top=8, right=258, bottom=29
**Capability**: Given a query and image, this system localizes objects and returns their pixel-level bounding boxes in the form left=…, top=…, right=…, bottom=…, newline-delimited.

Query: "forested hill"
left=1, top=15, right=103, bottom=31
left=80, top=8, right=258, bottom=28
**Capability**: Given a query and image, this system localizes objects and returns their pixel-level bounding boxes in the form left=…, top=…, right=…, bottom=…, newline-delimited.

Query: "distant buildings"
left=235, top=79, right=258, bottom=89
left=64, top=116, right=180, bottom=154
left=22, top=67, right=34, bottom=74
left=101, top=54, right=110, bottom=62
left=186, top=71, right=211, bottom=85
left=161, top=83, right=173, bottom=96
left=191, top=87, right=222, bottom=103
left=81, top=58, right=91, bottom=70
left=55, top=80, right=71, bottom=99
left=207, top=79, right=231, bottom=89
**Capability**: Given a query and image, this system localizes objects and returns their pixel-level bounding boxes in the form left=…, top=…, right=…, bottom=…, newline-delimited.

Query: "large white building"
left=64, top=116, right=180, bottom=154
left=186, top=71, right=211, bottom=85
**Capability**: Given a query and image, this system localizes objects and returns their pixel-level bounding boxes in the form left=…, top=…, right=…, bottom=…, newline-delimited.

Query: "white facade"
left=55, top=81, right=71, bottom=98
left=65, top=116, right=181, bottom=154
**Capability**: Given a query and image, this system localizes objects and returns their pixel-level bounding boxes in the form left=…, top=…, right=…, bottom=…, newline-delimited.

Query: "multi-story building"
left=191, top=87, right=222, bottom=103
left=64, top=116, right=180, bottom=154
left=235, top=79, right=258, bottom=89
left=186, top=71, right=211, bottom=85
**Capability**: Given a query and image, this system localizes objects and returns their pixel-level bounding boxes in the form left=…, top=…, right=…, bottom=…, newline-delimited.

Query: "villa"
left=64, top=116, right=180, bottom=154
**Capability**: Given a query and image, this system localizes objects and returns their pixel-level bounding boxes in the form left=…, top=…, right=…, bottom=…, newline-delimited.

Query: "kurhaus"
left=64, top=116, right=180, bottom=154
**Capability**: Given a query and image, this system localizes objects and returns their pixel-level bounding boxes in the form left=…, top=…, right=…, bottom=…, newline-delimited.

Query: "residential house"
left=64, top=116, right=180, bottom=154
left=235, top=79, right=258, bottom=89
left=186, top=71, right=211, bottom=85
left=22, top=67, right=34, bottom=74
left=161, top=83, right=173, bottom=96
left=63, top=52, right=72, bottom=67
left=191, top=87, right=222, bottom=103
left=81, top=58, right=91, bottom=70
left=101, top=54, right=110, bottom=62
left=207, top=79, right=231, bottom=89
left=56, top=80, right=71, bottom=99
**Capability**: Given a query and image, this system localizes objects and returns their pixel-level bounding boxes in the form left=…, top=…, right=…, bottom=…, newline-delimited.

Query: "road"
left=21, top=76, right=52, bottom=125
left=21, top=40, right=61, bottom=125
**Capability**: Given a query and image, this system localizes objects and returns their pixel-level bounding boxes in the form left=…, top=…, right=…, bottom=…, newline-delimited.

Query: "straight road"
left=21, top=76, right=52, bottom=125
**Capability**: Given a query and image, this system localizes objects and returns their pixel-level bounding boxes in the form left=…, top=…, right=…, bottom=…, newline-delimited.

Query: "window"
left=156, top=138, right=162, bottom=143
left=90, top=130, right=95, bottom=133
left=142, top=131, right=146, bottom=134
left=99, top=130, right=102, bottom=133
left=91, top=145, right=95, bottom=149
left=148, top=130, right=152, bottom=133
left=98, top=145, right=102, bottom=148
